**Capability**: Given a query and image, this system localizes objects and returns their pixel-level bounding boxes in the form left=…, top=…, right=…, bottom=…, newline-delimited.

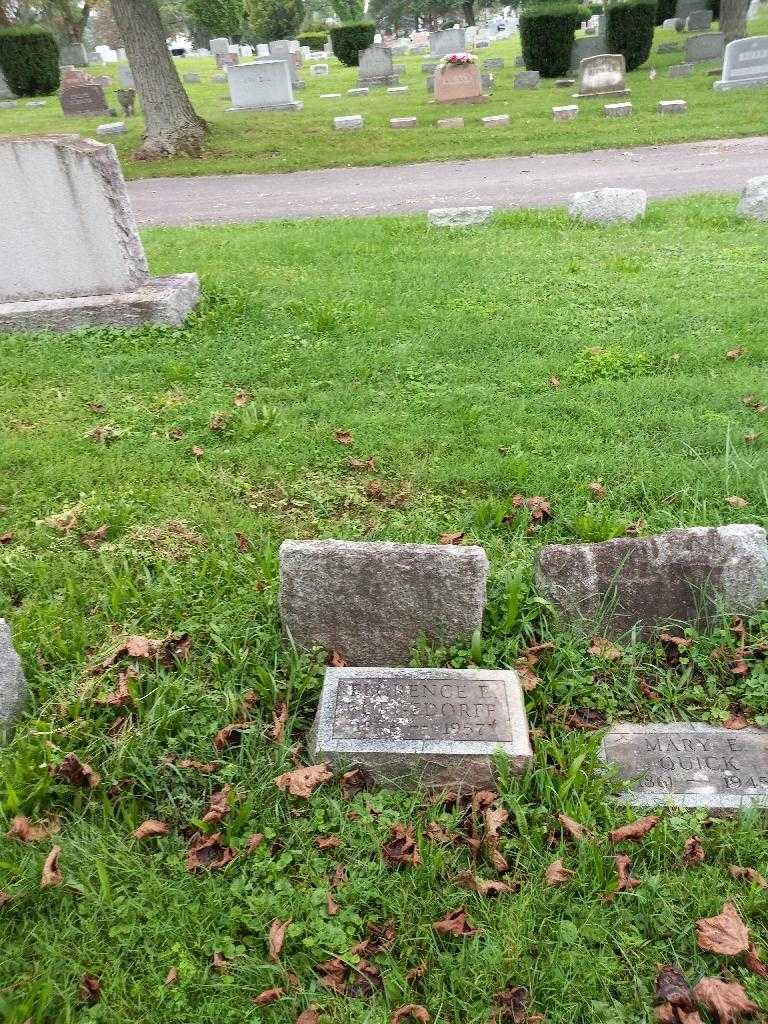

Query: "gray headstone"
left=358, top=43, right=399, bottom=85
left=748, top=0, right=761, bottom=18
left=662, top=18, right=683, bottom=29
left=279, top=540, right=488, bottom=666
left=737, top=175, right=768, bottom=218
left=96, top=121, right=127, bottom=134
left=210, top=36, right=230, bottom=55
left=571, top=35, right=609, bottom=69
left=669, top=61, right=695, bottom=76
left=658, top=41, right=683, bottom=52
left=183, top=72, right=201, bottom=83
left=310, top=667, right=532, bottom=792
left=0, top=620, right=26, bottom=738
left=226, top=60, right=302, bottom=111
left=422, top=60, right=438, bottom=73
left=117, top=65, right=134, bottom=88
left=429, top=27, right=466, bottom=57
left=601, top=723, right=768, bottom=809
left=686, top=8, right=714, bottom=29
left=676, top=0, right=704, bottom=19
left=482, top=58, right=505, bottom=69
left=334, top=114, right=363, bottom=130
left=514, top=54, right=525, bottom=66
left=514, top=70, right=540, bottom=88
left=575, top=53, right=629, bottom=96
left=536, top=525, right=768, bottom=636
left=714, top=34, right=768, bottom=89
left=685, top=31, right=725, bottom=62
left=59, top=42, right=88, bottom=67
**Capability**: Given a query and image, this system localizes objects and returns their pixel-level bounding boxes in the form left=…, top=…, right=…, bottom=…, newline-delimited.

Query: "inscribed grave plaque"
left=685, top=31, right=725, bottom=62
left=715, top=34, right=768, bottom=89
left=602, top=723, right=768, bottom=809
left=59, top=82, right=110, bottom=116
left=574, top=53, right=629, bottom=96
left=311, top=667, right=532, bottom=791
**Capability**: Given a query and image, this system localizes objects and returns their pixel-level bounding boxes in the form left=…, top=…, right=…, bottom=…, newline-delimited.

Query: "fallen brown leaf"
left=79, top=974, right=101, bottom=1004
left=244, top=833, right=264, bottom=854
left=509, top=494, right=552, bottom=525
left=132, top=819, right=170, bottom=840
left=274, top=763, right=333, bottom=799
left=615, top=854, right=641, bottom=891
left=327, top=891, right=339, bottom=916
left=5, top=816, right=58, bottom=843
left=209, top=411, right=229, bottom=432
left=201, top=785, right=234, bottom=824
left=185, top=832, right=235, bottom=873
left=724, top=712, right=750, bottom=730
left=191, top=445, right=204, bottom=460
left=655, top=965, right=697, bottom=1012
left=455, top=869, right=515, bottom=897
left=515, top=662, right=541, bottom=692
left=484, top=804, right=509, bottom=871
left=340, top=767, right=369, bottom=798
left=0, top=891, right=10, bottom=907
left=682, top=836, right=705, bottom=867
left=545, top=858, right=574, bottom=886
left=589, top=481, right=606, bottom=500
left=728, top=865, right=767, bottom=888
left=696, top=902, right=749, bottom=956
left=269, top=702, right=288, bottom=743
left=296, top=1007, right=320, bottom=1024
left=80, top=524, right=109, bottom=550
left=213, top=721, right=253, bottom=750
left=211, top=951, right=231, bottom=973
left=96, top=666, right=137, bottom=708
left=609, top=815, right=659, bottom=843
left=164, top=967, right=179, bottom=985
left=382, top=823, right=421, bottom=867
left=315, top=835, right=341, bottom=850
left=432, top=906, right=478, bottom=937
left=692, top=977, right=758, bottom=1023
left=425, top=821, right=453, bottom=844
left=173, top=757, right=219, bottom=773
left=251, top=987, right=284, bottom=1006
left=557, top=812, right=589, bottom=841
left=334, top=429, right=353, bottom=445
left=744, top=943, right=768, bottom=979
left=41, top=845, right=63, bottom=888
left=50, top=753, right=100, bottom=789
left=233, top=389, right=251, bottom=407
left=588, top=637, right=622, bottom=661
left=439, top=531, right=465, bottom=545
left=347, top=455, right=377, bottom=471
left=268, top=917, right=292, bottom=962
left=390, top=1005, right=430, bottom=1024
left=726, top=347, right=745, bottom=360
left=0, top=532, right=14, bottom=544
left=727, top=496, right=748, bottom=509
left=406, top=962, right=428, bottom=984
left=328, top=649, right=347, bottom=668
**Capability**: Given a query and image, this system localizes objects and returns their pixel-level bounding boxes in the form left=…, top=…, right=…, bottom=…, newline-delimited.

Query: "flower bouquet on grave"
left=440, top=52, right=476, bottom=65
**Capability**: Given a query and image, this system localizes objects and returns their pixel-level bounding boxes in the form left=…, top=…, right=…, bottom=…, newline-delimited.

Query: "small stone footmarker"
left=96, top=121, right=127, bottom=135
left=481, top=114, right=509, bottom=127
left=567, top=187, right=647, bottom=224
left=347, top=87, right=369, bottom=96
left=514, top=70, right=540, bottom=89
left=555, top=78, right=576, bottom=87
left=311, top=63, right=329, bottom=75
left=669, top=62, right=695, bottom=77
left=658, top=99, right=688, bottom=113
left=387, top=85, right=409, bottom=94
left=390, top=116, right=417, bottom=128
left=320, top=92, right=341, bottom=99
left=604, top=101, right=632, bottom=117
left=601, top=723, right=768, bottom=809
left=279, top=539, right=488, bottom=666
left=535, top=524, right=768, bottom=635
left=553, top=104, right=579, bottom=120
left=334, top=115, right=363, bottom=131
left=211, top=73, right=227, bottom=83
left=0, top=619, right=27, bottom=740
left=183, top=73, right=201, bottom=83
left=737, top=175, right=768, bottom=219
left=0, top=100, right=18, bottom=108
left=26, top=100, right=46, bottom=108
left=437, top=116, right=464, bottom=128
left=428, top=206, right=494, bottom=227
left=309, top=667, right=533, bottom=793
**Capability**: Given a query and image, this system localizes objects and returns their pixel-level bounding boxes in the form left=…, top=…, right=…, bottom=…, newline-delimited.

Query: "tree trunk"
left=718, top=0, right=749, bottom=43
left=111, top=0, right=206, bottom=159
left=462, top=0, right=475, bottom=25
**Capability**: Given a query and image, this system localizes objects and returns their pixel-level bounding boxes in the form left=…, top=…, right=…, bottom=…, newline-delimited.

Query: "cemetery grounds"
left=0, top=192, right=767, bottom=1022
left=0, top=15, right=767, bottom=178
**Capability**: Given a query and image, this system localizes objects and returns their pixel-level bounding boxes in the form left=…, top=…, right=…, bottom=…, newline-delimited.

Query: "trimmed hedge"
left=329, top=20, right=375, bottom=66
left=520, top=3, right=580, bottom=77
left=298, top=29, right=328, bottom=48
left=0, top=25, right=59, bottom=96
left=654, top=0, right=676, bottom=23
left=606, top=0, right=657, bottom=69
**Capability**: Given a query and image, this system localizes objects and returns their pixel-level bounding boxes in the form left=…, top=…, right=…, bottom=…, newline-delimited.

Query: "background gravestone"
left=535, top=524, right=768, bottom=636
left=676, top=0, right=704, bottom=19
left=0, top=620, right=26, bottom=740
left=358, top=44, right=400, bottom=86
left=59, top=80, right=110, bottom=116
left=227, top=60, right=303, bottom=111
left=279, top=539, right=489, bottom=666
left=715, top=35, right=768, bottom=89
left=0, top=67, right=15, bottom=100
left=434, top=61, right=486, bottom=102
left=0, top=136, right=199, bottom=332
left=429, top=28, right=467, bottom=57
left=310, top=667, right=532, bottom=791
left=574, top=54, right=629, bottom=96
left=59, top=42, right=88, bottom=67
left=686, top=9, right=713, bottom=30
left=570, top=35, right=608, bottom=69
left=685, top=31, right=725, bottom=62
left=602, top=723, right=768, bottom=809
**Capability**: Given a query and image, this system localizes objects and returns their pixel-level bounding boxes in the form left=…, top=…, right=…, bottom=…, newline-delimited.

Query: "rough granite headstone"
left=429, top=28, right=467, bottom=56
left=428, top=206, right=493, bottom=226
left=0, top=619, right=26, bottom=739
left=434, top=61, right=486, bottom=102
left=658, top=98, right=688, bottom=112
left=358, top=44, right=400, bottom=86
left=669, top=61, right=695, bottom=76
left=553, top=103, right=579, bottom=120
left=601, top=723, right=768, bottom=809
left=737, top=175, right=768, bottom=218
left=59, top=42, right=89, bottom=67
left=0, top=136, right=199, bottom=332
left=59, top=81, right=110, bottom=116
left=514, top=70, right=540, bottom=88
left=685, top=31, right=725, bottom=62
left=279, top=540, right=489, bottom=666
left=226, top=60, right=303, bottom=111
left=536, top=525, right=768, bottom=636
left=571, top=35, right=608, bottom=69
left=309, top=667, right=532, bottom=791
left=605, top=100, right=633, bottom=116
left=574, top=53, right=629, bottom=96
left=334, top=114, right=363, bottom=130
left=676, top=0, right=703, bottom=19
left=686, top=9, right=713, bottom=30
left=568, top=186, right=645, bottom=221
left=714, top=35, right=768, bottom=89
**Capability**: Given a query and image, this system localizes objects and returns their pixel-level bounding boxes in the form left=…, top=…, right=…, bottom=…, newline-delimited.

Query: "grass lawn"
left=1, top=17, right=768, bottom=179
left=1, top=197, right=768, bottom=1023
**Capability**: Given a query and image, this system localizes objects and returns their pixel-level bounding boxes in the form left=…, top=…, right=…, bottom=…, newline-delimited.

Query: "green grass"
left=1, top=198, right=767, bottom=1023
left=1, top=18, right=768, bottom=179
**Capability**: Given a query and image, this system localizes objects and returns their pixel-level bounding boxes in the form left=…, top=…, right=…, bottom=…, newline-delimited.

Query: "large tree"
left=40, top=0, right=92, bottom=41
left=718, top=0, right=749, bottom=42
left=245, top=0, right=302, bottom=40
left=111, top=0, right=206, bottom=158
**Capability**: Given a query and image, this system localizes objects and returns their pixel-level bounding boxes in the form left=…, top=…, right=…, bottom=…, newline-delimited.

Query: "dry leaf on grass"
left=655, top=965, right=697, bottom=1012
left=80, top=524, right=109, bottom=550
left=213, top=722, right=253, bottom=750
left=269, top=702, right=288, bottom=742
left=589, top=482, right=606, bottom=500
left=609, top=815, right=659, bottom=843
left=132, top=819, right=170, bottom=840
left=0, top=891, right=10, bottom=907
left=340, top=767, right=369, bottom=798
left=545, top=859, right=574, bottom=886
left=406, top=962, right=428, bottom=984
left=79, top=974, right=102, bottom=1004
left=164, top=967, right=179, bottom=985
left=334, top=429, right=353, bottom=445
left=314, top=835, right=341, bottom=850
left=211, top=951, right=232, bottom=973
left=744, top=944, right=768, bottom=979
left=5, top=815, right=58, bottom=843
left=381, top=824, right=421, bottom=867
left=509, top=494, right=553, bottom=524
left=588, top=637, right=622, bottom=661
left=726, top=348, right=745, bottom=360
left=185, top=832, right=235, bottom=873
left=268, top=917, right=292, bottom=962
left=728, top=865, right=767, bottom=888
left=251, top=987, right=284, bottom=1006
left=484, top=804, right=509, bottom=871
left=296, top=1007, right=320, bottom=1024
left=439, top=531, right=465, bottom=545
left=682, top=836, right=705, bottom=866
left=724, top=712, right=750, bottom=730
left=432, top=907, right=478, bottom=937
left=390, top=1005, right=431, bottom=1024
left=696, top=902, right=750, bottom=956
left=50, top=753, right=100, bottom=789
left=727, top=496, right=749, bottom=509
left=615, top=854, right=641, bottom=892
left=244, top=833, right=264, bottom=855
left=326, top=891, right=339, bottom=916
left=202, top=785, right=235, bottom=824
left=41, top=846, right=63, bottom=888
left=515, top=663, right=541, bottom=691
left=557, top=813, right=589, bottom=841
left=455, top=869, right=516, bottom=897
left=692, top=978, right=758, bottom=1023
left=274, top=763, right=333, bottom=799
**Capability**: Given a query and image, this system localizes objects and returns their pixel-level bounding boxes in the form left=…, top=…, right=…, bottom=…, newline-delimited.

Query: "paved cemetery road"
left=128, top=135, right=768, bottom=226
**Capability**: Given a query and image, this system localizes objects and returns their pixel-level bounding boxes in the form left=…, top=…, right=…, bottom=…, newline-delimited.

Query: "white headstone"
left=575, top=53, right=629, bottom=96
left=210, top=37, right=230, bottom=55
left=429, top=28, right=467, bottom=56
left=226, top=59, right=302, bottom=111
left=714, top=34, right=768, bottom=89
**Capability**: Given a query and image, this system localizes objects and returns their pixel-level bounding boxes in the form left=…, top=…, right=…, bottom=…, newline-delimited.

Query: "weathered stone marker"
left=574, top=53, right=630, bottom=97
left=737, top=175, right=768, bottom=219
left=0, top=136, right=200, bottom=332
left=567, top=187, right=646, bottom=223
left=714, top=34, right=768, bottom=90
left=535, top=525, right=768, bottom=637
left=279, top=540, right=488, bottom=665
left=429, top=28, right=466, bottom=57
left=602, top=723, right=768, bottom=809
left=0, top=619, right=26, bottom=739
left=310, top=667, right=532, bottom=791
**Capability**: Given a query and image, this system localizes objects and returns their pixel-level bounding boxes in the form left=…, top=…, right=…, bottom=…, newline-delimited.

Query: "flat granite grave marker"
left=535, top=524, right=768, bottom=637
left=574, top=53, right=629, bottom=96
left=714, top=34, right=768, bottom=89
left=0, top=619, right=26, bottom=740
left=279, top=539, right=488, bottom=666
left=602, top=723, right=768, bottom=809
left=0, top=136, right=199, bottom=332
left=310, top=667, right=532, bottom=791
